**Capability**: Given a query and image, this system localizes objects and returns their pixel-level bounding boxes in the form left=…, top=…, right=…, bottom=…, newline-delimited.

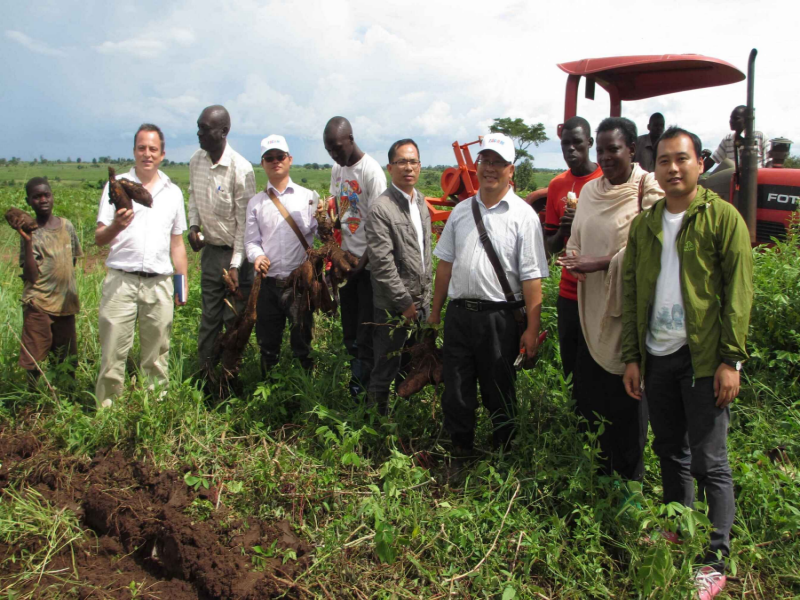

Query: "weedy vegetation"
left=0, top=176, right=796, bottom=598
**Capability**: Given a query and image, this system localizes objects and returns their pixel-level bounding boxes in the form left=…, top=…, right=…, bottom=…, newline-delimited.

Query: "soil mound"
left=0, top=429, right=311, bottom=599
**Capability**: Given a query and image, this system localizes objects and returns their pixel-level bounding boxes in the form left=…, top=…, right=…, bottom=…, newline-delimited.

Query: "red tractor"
left=426, top=50, right=799, bottom=244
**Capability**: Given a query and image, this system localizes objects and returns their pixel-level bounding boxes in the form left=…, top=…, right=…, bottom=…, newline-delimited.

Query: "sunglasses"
left=262, top=153, right=288, bottom=163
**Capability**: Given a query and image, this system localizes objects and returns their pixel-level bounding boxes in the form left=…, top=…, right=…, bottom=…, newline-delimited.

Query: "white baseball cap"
left=260, top=135, right=290, bottom=157
left=479, top=133, right=515, bottom=164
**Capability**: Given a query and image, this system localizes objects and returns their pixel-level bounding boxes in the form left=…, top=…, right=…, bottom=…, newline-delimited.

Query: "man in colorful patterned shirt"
left=324, top=116, right=387, bottom=397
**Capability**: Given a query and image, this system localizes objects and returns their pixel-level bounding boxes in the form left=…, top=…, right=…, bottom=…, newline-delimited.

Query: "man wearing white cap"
left=428, top=133, right=548, bottom=476
left=244, top=135, right=321, bottom=373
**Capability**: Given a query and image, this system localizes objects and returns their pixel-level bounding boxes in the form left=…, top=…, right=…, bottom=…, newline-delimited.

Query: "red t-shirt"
left=544, top=166, right=604, bottom=300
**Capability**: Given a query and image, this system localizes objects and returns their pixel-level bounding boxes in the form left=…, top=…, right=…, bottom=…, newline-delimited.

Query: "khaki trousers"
left=96, top=269, right=174, bottom=405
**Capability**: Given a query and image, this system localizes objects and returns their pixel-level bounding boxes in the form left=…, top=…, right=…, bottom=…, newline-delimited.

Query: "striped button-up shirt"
left=187, top=143, right=256, bottom=268
left=712, top=131, right=769, bottom=167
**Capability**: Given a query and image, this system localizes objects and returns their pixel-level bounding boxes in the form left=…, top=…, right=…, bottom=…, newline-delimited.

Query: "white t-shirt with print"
left=646, top=209, right=687, bottom=356
left=329, top=153, right=387, bottom=258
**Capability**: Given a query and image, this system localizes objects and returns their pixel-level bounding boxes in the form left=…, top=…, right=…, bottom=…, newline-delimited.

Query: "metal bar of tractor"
left=739, top=48, right=759, bottom=244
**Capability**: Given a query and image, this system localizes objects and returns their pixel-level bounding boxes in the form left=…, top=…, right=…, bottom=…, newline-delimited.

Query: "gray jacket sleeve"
left=365, top=201, right=414, bottom=313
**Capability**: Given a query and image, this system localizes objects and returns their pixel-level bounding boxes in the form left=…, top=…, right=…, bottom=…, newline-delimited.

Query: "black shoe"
left=367, top=392, right=390, bottom=416
left=444, top=446, right=475, bottom=488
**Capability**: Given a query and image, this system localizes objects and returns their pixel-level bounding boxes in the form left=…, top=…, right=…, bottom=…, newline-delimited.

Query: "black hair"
left=655, top=126, right=703, bottom=160
left=25, top=177, right=50, bottom=197
left=596, top=117, right=638, bottom=147
left=562, top=116, right=592, bottom=137
left=388, top=138, right=419, bottom=163
left=134, top=123, right=165, bottom=152
left=324, top=116, right=353, bottom=138
left=649, top=112, right=665, bottom=123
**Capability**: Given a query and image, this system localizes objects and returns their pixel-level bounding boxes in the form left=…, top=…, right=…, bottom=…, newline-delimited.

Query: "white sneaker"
left=695, top=566, right=726, bottom=599
left=100, top=399, right=113, bottom=409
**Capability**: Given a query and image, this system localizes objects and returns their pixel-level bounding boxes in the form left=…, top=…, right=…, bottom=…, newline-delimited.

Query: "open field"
left=0, top=162, right=558, bottom=200
left=0, top=185, right=797, bottom=598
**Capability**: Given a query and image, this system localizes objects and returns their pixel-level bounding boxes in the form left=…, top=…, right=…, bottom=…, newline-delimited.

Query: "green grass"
left=0, top=186, right=797, bottom=598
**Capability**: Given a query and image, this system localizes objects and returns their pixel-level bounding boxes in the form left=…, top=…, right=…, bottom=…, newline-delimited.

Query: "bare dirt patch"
left=0, top=428, right=311, bottom=599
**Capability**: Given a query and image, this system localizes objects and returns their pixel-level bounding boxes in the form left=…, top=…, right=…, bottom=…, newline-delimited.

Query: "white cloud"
left=94, top=28, right=195, bottom=59
left=5, top=30, right=66, bottom=57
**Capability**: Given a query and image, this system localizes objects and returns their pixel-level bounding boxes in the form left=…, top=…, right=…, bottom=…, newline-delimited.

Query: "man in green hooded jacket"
left=621, top=126, right=753, bottom=599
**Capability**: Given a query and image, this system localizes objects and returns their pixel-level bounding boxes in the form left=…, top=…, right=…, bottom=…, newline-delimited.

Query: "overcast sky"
left=2, top=0, right=798, bottom=169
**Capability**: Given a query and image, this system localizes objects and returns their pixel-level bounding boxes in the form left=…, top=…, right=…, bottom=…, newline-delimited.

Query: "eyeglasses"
left=477, top=158, right=510, bottom=168
left=391, top=159, right=421, bottom=167
left=263, top=153, right=288, bottom=163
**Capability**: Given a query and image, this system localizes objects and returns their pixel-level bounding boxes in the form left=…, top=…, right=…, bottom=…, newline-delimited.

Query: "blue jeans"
left=646, top=345, right=734, bottom=572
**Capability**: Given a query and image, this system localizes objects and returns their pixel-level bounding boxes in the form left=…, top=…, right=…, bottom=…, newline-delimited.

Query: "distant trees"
left=489, top=117, right=548, bottom=165
left=514, top=159, right=536, bottom=191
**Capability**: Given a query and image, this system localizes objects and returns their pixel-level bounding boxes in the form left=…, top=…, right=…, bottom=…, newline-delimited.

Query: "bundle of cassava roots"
left=397, top=330, right=443, bottom=397
left=5, top=207, right=38, bottom=233
left=280, top=208, right=359, bottom=320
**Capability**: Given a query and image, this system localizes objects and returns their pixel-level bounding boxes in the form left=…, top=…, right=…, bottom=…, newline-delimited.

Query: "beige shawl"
left=566, top=163, right=663, bottom=375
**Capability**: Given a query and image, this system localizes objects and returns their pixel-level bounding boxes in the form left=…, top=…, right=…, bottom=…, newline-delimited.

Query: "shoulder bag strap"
left=267, top=188, right=310, bottom=251
left=470, top=198, right=517, bottom=303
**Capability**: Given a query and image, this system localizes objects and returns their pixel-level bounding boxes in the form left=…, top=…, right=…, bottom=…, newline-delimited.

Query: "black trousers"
left=255, top=279, right=312, bottom=370
left=573, top=335, right=647, bottom=481
left=442, top=303, right=519, bottom=450
left=339, top=268, right=374, bottom=394
left=369, top=304, right=429, bottom=397
left=198, top=244, right=253, bottom=369
left=646, top=346, right=734, bottom=572
left=556, top=295, right=581, bottom=380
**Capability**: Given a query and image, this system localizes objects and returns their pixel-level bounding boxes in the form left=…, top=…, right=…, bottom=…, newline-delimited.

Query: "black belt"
left=208, top=244, right=233, bottom=251
left=451, top=299, right=524, bottom=311
left=264, top=276, right=289, bottom=288
left=117, top=269, right=162, bottom=279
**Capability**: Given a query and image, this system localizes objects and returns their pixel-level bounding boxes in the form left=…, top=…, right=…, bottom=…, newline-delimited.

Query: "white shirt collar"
left=126, top=168, right=170, bottom=196
left=476, top=186, right=512, bottom=210
left=267, top=177, right=295, bottom=196
left=392, top=183, right=415, bottom=203
left=207, top=142, right=232, bottom=168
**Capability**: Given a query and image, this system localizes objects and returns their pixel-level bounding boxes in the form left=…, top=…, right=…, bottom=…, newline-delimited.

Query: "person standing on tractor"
left=558, top=117, right=662, bottom=483
left=187, top=105, right=256, bottom=382
left=324, top=117, right=387, bottom=398
left=634, top=112, right=665, bottom=172
left=365, top=139, right=432, bottom=415
left=544, top=116, right=602, bottom=379
left=702, top=105, right=769, bottom=172
left=622, top=127, right=753, bottom=600
left=428, top=133, right=548, bottom=481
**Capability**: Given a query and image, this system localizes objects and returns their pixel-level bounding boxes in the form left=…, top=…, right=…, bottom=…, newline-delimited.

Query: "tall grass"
left=0, top=186, right=797, bottom=598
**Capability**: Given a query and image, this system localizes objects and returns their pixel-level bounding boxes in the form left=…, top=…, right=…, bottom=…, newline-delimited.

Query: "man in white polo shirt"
left=244, top=135, right=321, bottom=373
left=429, top=133, right=548, bottom=473
left=94, top=123, right=188, bottom=408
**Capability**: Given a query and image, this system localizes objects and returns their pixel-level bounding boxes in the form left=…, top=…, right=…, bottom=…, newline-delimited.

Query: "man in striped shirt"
left=187, top=105, right=256, bottom=378
left=703, top=105, right=768, bottom=172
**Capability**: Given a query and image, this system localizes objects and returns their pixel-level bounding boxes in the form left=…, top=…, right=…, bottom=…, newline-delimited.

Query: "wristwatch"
left=721, top=358, right=742, bottom=371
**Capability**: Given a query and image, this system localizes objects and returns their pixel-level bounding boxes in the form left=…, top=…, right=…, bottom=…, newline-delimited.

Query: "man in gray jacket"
left=365, top=139, right=432, bottom=414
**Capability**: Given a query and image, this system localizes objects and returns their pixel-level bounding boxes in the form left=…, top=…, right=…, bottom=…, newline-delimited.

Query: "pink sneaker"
left=695, top=566, right=726, bottom=599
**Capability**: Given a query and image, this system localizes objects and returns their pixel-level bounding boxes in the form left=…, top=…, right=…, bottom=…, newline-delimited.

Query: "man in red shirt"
left=544, top=116, right=603, bottom=378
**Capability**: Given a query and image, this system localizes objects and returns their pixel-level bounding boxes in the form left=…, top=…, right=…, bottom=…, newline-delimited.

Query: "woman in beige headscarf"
left=558, top=117, right=662, bottom=482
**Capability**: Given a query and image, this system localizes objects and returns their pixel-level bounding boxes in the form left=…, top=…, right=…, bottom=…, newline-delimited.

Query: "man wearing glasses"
left=244, top=135, right=321, bottom=374
left=324, top=117, right=388, bottom=398
left=365, top=139, right=432, bottom=414
left=428, top=134, right=548, bottom=477
left=187, top=105, right=256, bottom=380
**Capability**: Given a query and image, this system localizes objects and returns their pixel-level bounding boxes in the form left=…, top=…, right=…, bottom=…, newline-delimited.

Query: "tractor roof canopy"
left=558, top=54, right=745, bottom=134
